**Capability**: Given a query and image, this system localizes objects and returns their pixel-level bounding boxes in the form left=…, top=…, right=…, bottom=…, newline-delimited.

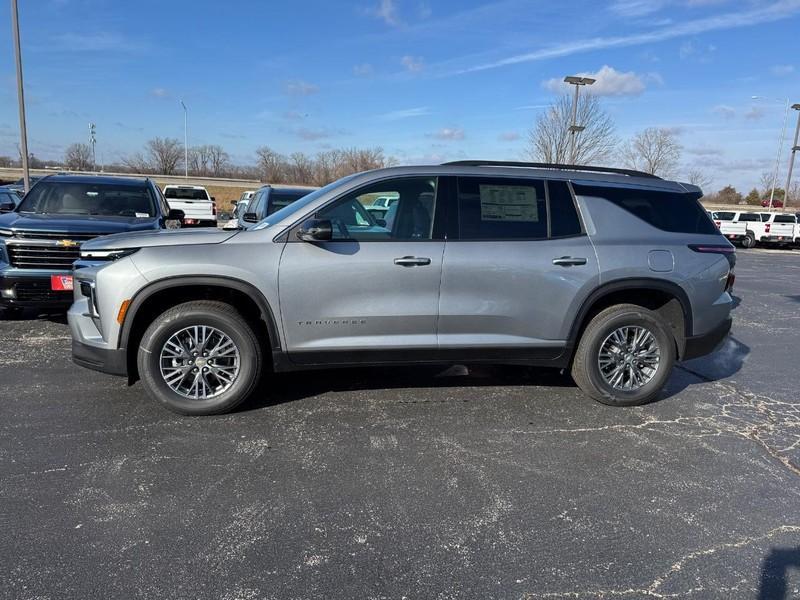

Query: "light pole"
left=784, top=103, right=800, bottom=208
left=180, top=100, right=188, bottom=178
left=752, top=96, right=790, bottom=210
left=564, top=75, right=596, bottom=165
left=10, top=0, right=30, bottom=193
left=88, top=122, right=96, bottom=171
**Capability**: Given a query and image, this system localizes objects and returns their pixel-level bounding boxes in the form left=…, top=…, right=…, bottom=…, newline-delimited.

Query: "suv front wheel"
left=571, top=304, right=676, bottom=406
left=137, top=300, right=263, bottom=415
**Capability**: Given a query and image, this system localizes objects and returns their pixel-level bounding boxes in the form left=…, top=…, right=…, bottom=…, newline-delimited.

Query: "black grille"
left=13, top=231, right=104, bottom=241
left=7, top=244, right=81, bottom=269
left=14, top=281, right=72, bottom=303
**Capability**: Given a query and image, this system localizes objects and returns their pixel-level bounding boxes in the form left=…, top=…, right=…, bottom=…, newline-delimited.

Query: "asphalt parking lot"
left=1, top=249, right=799, bottom=599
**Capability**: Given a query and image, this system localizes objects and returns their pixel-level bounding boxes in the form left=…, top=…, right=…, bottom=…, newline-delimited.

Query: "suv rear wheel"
left=137, top=300, right=263, bottom=415
left=571, top=304, right=676, bottom=406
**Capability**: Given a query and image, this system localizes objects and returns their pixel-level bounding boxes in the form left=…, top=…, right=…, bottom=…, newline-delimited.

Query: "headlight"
left=79, top=247, right=140, bottom=261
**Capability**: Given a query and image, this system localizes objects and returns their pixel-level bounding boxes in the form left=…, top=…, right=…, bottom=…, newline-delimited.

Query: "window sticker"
left=479, top=185, right=538, bottom=222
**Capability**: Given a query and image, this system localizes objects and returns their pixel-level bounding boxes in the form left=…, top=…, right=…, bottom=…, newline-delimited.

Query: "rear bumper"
left=723, top=234, right=745, bottom=241
left=72, top=338, right=128, bottom=377
left=682, top=317, right=732, bottom=361
left=761, top=235, right=793, bottom=243
left=0, top=271, right=72, bottom=308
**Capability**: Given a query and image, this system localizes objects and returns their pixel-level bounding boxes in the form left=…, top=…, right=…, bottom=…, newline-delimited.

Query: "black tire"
left=741, top=233, right=755, bottom=249
left=137, top=300, right=263, bottom=415
left=571, top=304, right=676, bottom=407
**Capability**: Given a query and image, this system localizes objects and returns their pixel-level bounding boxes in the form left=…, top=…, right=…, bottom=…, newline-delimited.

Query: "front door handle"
left=552, top=256, right=587, bottom=267
left=394, top=256, right=431, bottom=267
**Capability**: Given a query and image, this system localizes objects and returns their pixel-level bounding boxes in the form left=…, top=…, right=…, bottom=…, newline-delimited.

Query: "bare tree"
left=255, top=146, right=288, bottom=183
left=621, top=128, right=682, bottom=177
left=189, top=145, right=211, bottom=176
left=63, top=143, right=93, bottom=171
left=686, top=168, right=713, bottom=192
left=787, top=181, right=800, bottom=207
left=0, top=155, right=14, bottom=168
left=287, top=152, right=314, bottom=184
left=146, top=137, right=183, bottom=175
left=121, top=152, right=152, bottom=174
left=527, top=93, right=617, bottom=165
left=207, top=145, right=229, bottom=177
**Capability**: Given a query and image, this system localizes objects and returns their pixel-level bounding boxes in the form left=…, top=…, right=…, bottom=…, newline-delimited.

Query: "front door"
left=278, top=176, right=445, bottom=364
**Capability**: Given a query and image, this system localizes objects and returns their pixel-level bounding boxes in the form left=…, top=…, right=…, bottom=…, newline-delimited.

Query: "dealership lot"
left=1, top=250, right=799, bottom=598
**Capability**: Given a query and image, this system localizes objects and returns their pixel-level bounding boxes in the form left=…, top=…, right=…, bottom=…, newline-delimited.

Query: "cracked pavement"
left=1, top=249, right=799, bottom=599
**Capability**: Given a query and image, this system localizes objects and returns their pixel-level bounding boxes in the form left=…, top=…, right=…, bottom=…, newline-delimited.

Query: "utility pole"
left=89, top=122, right=96, bottom=171
left=564, top=75, right=595, bottom=165
left=11, top=0, right=30, bottom=193
left=784, top=103, right=800, bottom=208
left=753, top=96, right=790, bottom=210
left=180, top=100, right=188, bottom=178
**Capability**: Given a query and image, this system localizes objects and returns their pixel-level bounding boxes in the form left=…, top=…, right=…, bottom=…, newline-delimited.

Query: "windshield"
left=738, top=213, right=760, bottom=221
left=253, top=175, right=359, bottom=229
left=164, top=187, right=209, bottom=200
left=17, top=181, right=157, bottom=217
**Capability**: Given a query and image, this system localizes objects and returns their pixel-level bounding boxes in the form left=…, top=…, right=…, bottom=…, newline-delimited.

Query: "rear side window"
left=574, top=184, right=717, bottom=235
left=457, top=177, right=547, bottom=240
left=164, top=187, right=209, bottom=200
left=774, top=215, right=796, bottom=223
left=268, top=191, right=308, bottom=216
left=738, top=213, right=761, bottom=222
left=548, top=181, right=582, bottom=237
left=714, top=212, right=735, bottom=221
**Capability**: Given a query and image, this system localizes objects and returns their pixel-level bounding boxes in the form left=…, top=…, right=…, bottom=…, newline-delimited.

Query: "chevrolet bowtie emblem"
left=56, top=239, right=79, bottom=248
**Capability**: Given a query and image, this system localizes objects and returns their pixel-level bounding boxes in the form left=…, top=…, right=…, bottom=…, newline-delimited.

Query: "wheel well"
left=572, top=288, right=688, bottom=360
left=124, top=284, right=272, bottom=382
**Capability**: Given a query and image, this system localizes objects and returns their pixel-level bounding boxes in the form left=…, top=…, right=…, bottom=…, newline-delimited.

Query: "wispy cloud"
left=377, top=107, right=430, bottom=120
left=712, top=104, right=736, bottom=119
left=293, top=127, right=346, bottom=141
left=284, top=80, right=319, bottom=96
left=369, top=0, right=400, bottom=26
left=353, top=63, right=374, bottom=77
left=770, top=64, right=795, bottom=76
left=151, top=88, right=169, bottom=98
left=744, top=106, right=766, bottom=120
left=498, top=132, right=521, bottom=141
left=50, top=32, right=147, bottom=52
left=401, top=55, right=425, bottom=72
left=543, top=65, right=652, bottom=97
left=430, top=127, right=465, bottom=141
left=457, top=1, right=800, bottom=74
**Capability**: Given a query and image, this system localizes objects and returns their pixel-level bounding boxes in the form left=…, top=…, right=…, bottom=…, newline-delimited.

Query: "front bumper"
left=682, top=317, right=732, bottom=361
left=0, top=270, right=73, bottom=308
left=72, top=339, right=128, bottom=376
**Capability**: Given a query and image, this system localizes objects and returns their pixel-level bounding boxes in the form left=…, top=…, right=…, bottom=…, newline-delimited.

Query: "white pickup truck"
left=712, top=211, right=748, bottom=246
left=163, top=185, right=217, bottom=227
left=758, top=213, right=797, bottom=246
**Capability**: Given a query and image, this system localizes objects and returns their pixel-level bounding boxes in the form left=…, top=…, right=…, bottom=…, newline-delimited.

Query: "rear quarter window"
left=737, top=213, right=761, bottom=222
left=774, top=215, right=796, bottom=223
left=574, top=184, right=718, bottom=235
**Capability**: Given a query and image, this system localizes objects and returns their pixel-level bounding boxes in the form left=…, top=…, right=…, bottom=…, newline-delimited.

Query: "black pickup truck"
left=0, top=174, right=182, bottom=314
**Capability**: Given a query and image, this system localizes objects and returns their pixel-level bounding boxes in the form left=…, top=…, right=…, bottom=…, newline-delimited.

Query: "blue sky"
left=0, top=0, right=798, bottom=191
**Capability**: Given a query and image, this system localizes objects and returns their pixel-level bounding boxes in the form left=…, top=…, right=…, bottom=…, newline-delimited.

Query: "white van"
left=163, top=185, right=216, bottom=227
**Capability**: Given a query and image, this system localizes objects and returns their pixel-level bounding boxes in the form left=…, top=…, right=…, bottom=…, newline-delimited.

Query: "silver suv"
left=68, top=162, right=735, bottom=415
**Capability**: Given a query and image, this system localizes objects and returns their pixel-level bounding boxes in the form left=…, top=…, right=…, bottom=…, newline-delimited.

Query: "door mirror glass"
left=242, top=212, right=259, bottom=223
left=297, top=218, right=333, bottom=242
left=0, top=199, right=15, bottom=213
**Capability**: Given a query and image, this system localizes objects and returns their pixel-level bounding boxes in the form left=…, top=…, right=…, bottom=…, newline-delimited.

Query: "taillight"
left=765, top=223, right=770, bottom=233
left=688, top=244, right=735, bottom=255
left=714, top=221, right=721, bottom=228
left=212, top=202, right=217, bottom=216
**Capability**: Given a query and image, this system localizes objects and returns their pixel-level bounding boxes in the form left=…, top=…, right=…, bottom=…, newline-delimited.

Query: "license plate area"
left=51, top=275, right=74, bottom=291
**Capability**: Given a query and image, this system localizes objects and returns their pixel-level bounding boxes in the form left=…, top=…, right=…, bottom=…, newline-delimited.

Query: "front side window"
left=17, top=182, right=156, bottom=217
left=457, top=177, right=547, bottom=240
left=316, top=177, right=437, bottom=241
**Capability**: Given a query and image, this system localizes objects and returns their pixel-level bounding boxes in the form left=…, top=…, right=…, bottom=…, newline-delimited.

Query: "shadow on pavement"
left=758, top=546, right=800, bottom=600
left=0, top=307, right=67, bottom=325
left=239, top=363, right=574, bottom=413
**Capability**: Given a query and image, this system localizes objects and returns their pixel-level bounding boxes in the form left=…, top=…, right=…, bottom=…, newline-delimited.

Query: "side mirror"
left=164, top=208, right=184, bottom=229
left=242, top=212, right=259, bottom=223
left=375, top=218, right=387, bottom=227
left=297, top=219, right=333, bottom=242
left=211, top=196, right=216, bottom=202
left=0, top=200, right=15, bottom=213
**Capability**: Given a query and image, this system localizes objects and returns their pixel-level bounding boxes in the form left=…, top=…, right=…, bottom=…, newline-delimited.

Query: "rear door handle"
left=552, top=256, right=587, bottom=266
left=394, top=256, right=431, bottom=267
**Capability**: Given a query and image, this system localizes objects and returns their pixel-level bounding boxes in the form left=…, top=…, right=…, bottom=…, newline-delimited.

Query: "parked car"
left=163, top=185, right=216, bottom=227
left=222, top=199, right=251, bottom=230
left=761, top=198, right=784, bottom=208
left=0, top=174, right=183, bottom=315
left=0, top=188, right=21, bottom=212
left=68, top=162, right=734, bottom=415
left=711, top=211, right=748, bottom=245
left=2, top=175, right=46, bottom=198
left=364, top=195, right=399, bottom=219
left=239, top=185, right=317, bottom=229
left=740, top=212, right=795, bottom=248
left=239, top=190, right=256, bottom=202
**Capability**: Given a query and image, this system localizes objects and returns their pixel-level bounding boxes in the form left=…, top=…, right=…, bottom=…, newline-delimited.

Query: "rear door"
left=278, top=176, right=445, bottom=362
left=438, top=176, right=599, bottom=356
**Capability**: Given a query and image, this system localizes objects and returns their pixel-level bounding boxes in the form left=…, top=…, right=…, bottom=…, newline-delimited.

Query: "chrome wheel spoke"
left=159, top=325, right=240, bottom=400
left=597, top=325, right=661, bottom=392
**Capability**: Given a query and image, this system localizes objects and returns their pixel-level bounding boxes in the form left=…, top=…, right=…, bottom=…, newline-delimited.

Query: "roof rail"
left=441, top=160, right=662, bottom=180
